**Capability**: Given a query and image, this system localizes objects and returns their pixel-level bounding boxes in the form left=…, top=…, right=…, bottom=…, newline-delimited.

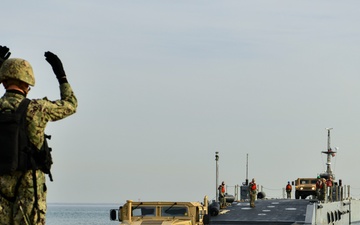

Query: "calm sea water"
left=46, top=203, right=360, bottom=225
left=46, top=203, right=120, bottom=225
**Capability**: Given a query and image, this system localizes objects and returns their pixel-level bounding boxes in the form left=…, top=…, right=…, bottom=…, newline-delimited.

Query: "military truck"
left=110, top=196, right=210, bottom=225
left=294, top=178, right=317, bottom=199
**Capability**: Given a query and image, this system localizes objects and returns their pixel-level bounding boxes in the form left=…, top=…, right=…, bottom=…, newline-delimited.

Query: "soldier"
left=316, top=176, right=326, bottom=202
left=326, top=176, right=333, bottom=202
left=0, top=45, right=78, bottom=225
left=286, top=181, right=292, bottom=199
left=321, top=178, right=327, bottom=201
left=218, top=181, right=226, bottom=209
left=249, top=178, right=257, bottom=208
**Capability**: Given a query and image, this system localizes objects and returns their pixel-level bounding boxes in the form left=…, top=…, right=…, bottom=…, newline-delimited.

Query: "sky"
left=3, top=1, right=360, bottom=204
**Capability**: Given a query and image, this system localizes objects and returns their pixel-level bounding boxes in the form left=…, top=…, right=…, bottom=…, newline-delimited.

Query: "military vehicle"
left=110, top=196, right=210, bottom=225
left=294, top=177, right=317, bottom=199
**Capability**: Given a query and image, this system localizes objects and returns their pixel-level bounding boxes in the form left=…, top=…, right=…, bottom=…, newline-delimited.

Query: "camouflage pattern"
left=316, top=178, right=327, bottom=202
left=0, top=170, right=46, bottom=225
left=249, top=180, right=257, bottom=208
left=0, top=82, right=77, bottom=224
left=218, top=183, right=226, bottom=209
left=0, top=58, right=35, bottom=86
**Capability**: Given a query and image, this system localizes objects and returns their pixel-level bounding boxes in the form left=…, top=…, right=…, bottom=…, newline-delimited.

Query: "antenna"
left=246, top=154, right=249, bottom=185
left=326, top=128, right=333, bottom=151
left=322, top=128, right=336, bottom=178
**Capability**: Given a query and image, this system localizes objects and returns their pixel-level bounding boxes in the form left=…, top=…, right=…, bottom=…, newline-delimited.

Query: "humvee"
left=110, top=196, right=210, bottom=225
left=294, top=178, right=317, bottom=199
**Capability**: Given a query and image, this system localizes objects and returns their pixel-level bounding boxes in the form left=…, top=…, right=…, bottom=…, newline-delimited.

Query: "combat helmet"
left=0, top=58, right=35, bottom=86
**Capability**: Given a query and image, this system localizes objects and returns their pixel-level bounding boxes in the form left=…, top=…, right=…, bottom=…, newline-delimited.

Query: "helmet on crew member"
left=0, top=58, right=35, bottom=86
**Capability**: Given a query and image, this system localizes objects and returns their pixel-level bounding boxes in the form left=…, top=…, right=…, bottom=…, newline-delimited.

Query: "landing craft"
left=109, top=129, right=360, bottom=224
left=210, top=129, right=360, bottom=224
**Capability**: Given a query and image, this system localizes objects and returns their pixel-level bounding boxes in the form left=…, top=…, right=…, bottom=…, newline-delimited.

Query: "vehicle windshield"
left=161, top=206, right=188, bottom=217
left=300, top=179, right=316, bottom=184
left=132, top=206, right=156, bottom=217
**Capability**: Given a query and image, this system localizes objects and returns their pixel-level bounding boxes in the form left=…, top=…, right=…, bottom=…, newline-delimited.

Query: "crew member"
left=316, top=176, right=326, bottom=201
left=249, top=178, right=257, bottom=208
left=0, top=46, right=78, bottom=225
left=218, top=181, right=226, bottom=208
left=286, top=181, right=292, bottom=199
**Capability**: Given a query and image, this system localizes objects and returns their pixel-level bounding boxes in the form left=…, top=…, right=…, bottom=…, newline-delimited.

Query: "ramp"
left=210, top=199, right=311, bottom=225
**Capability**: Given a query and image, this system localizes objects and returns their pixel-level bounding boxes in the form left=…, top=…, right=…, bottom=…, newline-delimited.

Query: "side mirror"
left=110, top=209, right=118, bottom=221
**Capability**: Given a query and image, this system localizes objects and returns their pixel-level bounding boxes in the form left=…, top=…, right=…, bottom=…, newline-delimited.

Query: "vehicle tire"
left=209, top=201, right=220, bottom=216
left=295, top=191, right=299, bottom=199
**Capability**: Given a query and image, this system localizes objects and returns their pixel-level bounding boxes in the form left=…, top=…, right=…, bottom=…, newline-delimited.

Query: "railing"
left=225, top=184, right=355, bottom=201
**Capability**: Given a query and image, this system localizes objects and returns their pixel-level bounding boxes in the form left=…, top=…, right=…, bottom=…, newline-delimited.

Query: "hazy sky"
left=3, top=1, right=360, bottom=204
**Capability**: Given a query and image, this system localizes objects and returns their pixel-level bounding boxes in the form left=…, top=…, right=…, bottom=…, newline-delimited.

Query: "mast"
left=215, top=151, right=219, bottom=202
left=322, top=128, right=336, bottom=177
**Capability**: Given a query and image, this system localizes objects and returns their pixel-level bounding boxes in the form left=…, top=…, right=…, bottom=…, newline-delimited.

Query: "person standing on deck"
left=249, top=178, right=257, bottom=208
left=316, top=176, right=326, bottom=202
left=218, top=181, right=226, bottom=209
left=286, top=181, right=292, bottom=199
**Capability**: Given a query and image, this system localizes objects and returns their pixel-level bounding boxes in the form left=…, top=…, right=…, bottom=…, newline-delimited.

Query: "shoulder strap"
left=16, top=99, right=41, bottom=214
left=16, top=98, right=30, bottom=115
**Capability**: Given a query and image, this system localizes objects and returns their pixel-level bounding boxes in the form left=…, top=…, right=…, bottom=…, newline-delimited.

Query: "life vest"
left=222, top=186, right=225, bottom=193
left=327, top=179, right=333, bottom=187
left=316, top=180, right=323, bottom=189
left=250, top=182, right=256, bottom=190
left=286, top=184, right=292, bottom=191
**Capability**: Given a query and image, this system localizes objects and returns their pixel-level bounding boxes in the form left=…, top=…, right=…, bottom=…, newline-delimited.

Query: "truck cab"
left=110, top=196, right=209, bottom=225
left=294, top=178, right=317, bottom=199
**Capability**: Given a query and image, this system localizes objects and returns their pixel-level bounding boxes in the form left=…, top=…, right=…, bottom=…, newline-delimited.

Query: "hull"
left=210, top=199, right=360, bottom=225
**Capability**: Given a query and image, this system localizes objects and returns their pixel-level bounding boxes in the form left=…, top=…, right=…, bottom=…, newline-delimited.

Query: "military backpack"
left=0, top=98, right=53, bottom=180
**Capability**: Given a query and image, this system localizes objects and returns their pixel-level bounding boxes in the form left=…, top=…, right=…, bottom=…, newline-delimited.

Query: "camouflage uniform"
left=316, top=178, right=326, bottom=202
left=249, top=179, right=257, bottom=208
left=218, top=182, right=226, bottom=209
left=326, top=178, right=333, bottom=202
left=0, top=53, right=77, bottom=224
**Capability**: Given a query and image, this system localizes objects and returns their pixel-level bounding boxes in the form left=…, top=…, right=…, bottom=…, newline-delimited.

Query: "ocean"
left=46, top=203, right=120, bottom=225
left=46, top=202, right=360, bottom=225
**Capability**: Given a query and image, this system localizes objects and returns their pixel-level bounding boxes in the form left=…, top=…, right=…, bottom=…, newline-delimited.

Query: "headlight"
left=300, top=187, right=303, bottom=190
left=312, top=187, right=315, bottom=190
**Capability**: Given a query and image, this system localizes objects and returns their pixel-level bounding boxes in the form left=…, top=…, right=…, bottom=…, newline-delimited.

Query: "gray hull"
left=210, top=199, right=360, bottom=225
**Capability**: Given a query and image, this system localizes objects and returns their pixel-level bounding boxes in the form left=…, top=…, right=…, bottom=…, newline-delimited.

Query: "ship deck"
left=210, top=199, right=312, bottom=225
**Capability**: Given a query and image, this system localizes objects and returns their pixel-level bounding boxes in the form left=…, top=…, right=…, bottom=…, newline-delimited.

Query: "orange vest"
left=250, top=182, right=257, bottom=190
left=286, top=184, right=292, bottom=191
left=327, top=180, right=333, bottom=187
left=316, top=180, right=323, bottom=189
